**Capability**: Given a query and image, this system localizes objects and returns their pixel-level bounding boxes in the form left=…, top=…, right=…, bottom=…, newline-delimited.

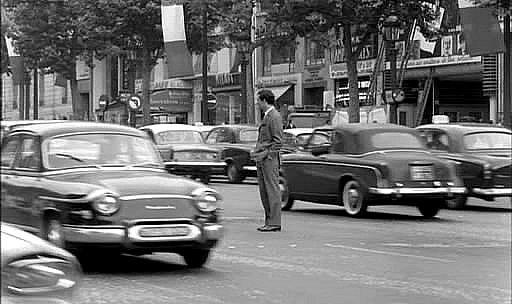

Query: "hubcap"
left=279, top=181, right=288, bottom=206
left=343, top=181, right=362, bottom=213
left=348, top=188, right=360, bottom=208
left=47, top=221, right=63, bottom=247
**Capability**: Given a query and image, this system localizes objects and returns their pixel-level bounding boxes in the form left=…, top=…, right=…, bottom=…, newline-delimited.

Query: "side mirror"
left=311, top=145, right=330, bottom=156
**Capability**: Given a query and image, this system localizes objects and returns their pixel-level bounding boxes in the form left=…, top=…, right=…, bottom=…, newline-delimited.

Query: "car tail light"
left=191, top=188, right=222, bottom=212
left=2, top=256, right=81, bottom=296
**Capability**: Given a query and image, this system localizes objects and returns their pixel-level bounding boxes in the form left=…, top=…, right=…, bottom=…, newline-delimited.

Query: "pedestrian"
left=251, top=89, right=284, bottom=232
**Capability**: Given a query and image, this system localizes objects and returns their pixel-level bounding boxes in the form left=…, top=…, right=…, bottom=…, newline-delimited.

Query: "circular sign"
left=392, top=89, right=405, bottom=103
left=128, top=95, right=141, bottom=110
left=99, top=95, right=109, bottom=109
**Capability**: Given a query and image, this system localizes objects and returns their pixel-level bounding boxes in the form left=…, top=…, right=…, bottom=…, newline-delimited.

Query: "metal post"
left=240, top=53, right=248, bottom=124
left=33, top=68, right=38, bottom=120
left=389, top=45, right=398, bottom=124
left=24, top=71, right=31, bottom=120
left=201, top=3, right=209, bottom=124
left=503, top=13, right=511, bottom=127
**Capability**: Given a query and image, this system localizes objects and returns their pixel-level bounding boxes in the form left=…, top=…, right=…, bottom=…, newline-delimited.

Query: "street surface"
left=75, top=178, right=511, bottom=304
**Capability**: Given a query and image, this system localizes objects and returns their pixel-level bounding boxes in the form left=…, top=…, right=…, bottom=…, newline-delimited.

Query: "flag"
left=161, top=0, right=193, bottom=78
left=413, top=5, right=445, bottom=54
left=459, top=7, right=505, bottom=55
left=5, top=36, right=25, bottom=85
left=54, top=73, right=67, bottom=87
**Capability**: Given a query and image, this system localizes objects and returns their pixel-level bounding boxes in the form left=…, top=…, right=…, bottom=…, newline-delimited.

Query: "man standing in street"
left=252, top=89, right=284, bottom=232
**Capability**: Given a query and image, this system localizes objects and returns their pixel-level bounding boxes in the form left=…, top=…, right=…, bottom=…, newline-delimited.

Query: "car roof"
left=331, top=123, right=415, bottom=134
left=140, top=123, right=201, bottom=133
left=211, top=124, right=257, bottom=130
left=417, top=123, right=512, bottom=134
left=284, top=128, right=314, bottom=136
left=8, top=121, right=145, bottom=138
left=1, top=119, right=66, bottom=128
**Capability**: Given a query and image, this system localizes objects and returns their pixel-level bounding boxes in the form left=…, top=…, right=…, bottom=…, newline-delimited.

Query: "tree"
left=263, top=0, right=441, bottom=123
left=9, top=0, right=109, bottom=120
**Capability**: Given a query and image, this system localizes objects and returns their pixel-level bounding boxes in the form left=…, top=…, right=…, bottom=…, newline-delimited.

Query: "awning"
left=267, top=85, right=292, bottom=100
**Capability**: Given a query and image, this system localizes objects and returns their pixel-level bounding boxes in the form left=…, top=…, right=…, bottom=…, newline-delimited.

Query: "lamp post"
left=237, top=40, right=251, bottom=124
left=382, top=14, right=405, bottom=124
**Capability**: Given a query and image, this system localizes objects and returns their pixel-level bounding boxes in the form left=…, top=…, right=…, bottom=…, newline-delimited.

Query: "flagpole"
left=201, top=1, right=209, bottom=124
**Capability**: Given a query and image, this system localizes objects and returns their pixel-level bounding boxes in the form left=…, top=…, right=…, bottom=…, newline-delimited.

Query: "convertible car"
left=279, top=124, right=466, bottom=218
left=1, top=122, right=223, bottom=267
left=140, top=124, right=225, bottom=184
left=205, top=125, right=258, bottom=183
left=417, top=123, right=511, bottom=209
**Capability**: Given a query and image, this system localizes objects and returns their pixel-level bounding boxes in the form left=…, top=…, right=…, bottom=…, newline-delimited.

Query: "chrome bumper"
left=369, top=187, right=467, bottom=195
left=473, top=187, right=512, bottom=196
left=243, top=166, right=257, bottom=171
left=164, top=161, right=226, bottom=167
left=62, top=223, right=223, bottom=244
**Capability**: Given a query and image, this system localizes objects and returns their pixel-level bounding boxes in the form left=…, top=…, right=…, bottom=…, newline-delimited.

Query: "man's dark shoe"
left=258, top=225, right=281, bottom=232
left=257, top=225, right=268, bottom=231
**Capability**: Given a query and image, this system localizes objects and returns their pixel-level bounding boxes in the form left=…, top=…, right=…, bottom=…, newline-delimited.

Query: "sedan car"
left=279, top=124, right=466, bottom=218
left=282, top=128, right=314, bottom=154
left=1, top=222, right=82, bottom=304
left=417, top=123, right=511, bottom=209
left=140, top=124, right=225, bottom=184
left=1, top=120, right=65, bottom=142
left=205, top=125, right=258, bottom=183
left=1, top=122, right=223, bottom=268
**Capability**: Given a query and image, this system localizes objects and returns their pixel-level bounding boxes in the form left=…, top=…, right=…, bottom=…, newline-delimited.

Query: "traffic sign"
left=128, top=95, right=141, bottom=110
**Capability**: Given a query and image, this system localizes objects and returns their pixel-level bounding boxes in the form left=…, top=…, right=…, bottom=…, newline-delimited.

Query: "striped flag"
left=161, top=0, right=193, bottom=78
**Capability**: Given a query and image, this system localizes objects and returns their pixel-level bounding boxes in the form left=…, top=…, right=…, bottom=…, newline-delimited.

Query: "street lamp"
left=382, top=14, right=405, bottom=124
left=237, top=39, right=251, bottom=124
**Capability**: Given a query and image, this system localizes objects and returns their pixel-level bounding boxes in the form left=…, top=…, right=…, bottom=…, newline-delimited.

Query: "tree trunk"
left=142, top=48, right=152, bottom=126
left=344, top=25, right=360, bottom=123
left=69, top=63, right=84, bottom=120
left=247, top=51, right=255, bottom=124
left=240, top=54, right=248, bottom=124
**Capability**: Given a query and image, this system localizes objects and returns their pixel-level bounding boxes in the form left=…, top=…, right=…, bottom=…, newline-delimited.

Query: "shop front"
left=303, top=65, right=328, bottom=108
left=211, top=72, right=242, bottom=124
left=255, top=73, right=302, bottom=122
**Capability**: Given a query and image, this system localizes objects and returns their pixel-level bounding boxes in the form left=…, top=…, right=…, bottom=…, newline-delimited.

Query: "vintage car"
left=1, top=122, right=223, bottom=268
left=205, top=124, right=258, bottom=183
left=1, top=120, right=65, bottom=142
left=139, top=124, right=225, bottom=184
left=281, top=128, right=315, bottom=154
left=1, top=222, right=82, bottom=304
left=417, top=123, right=511, bottom=209
left=279, top=124, right=466, bottom=218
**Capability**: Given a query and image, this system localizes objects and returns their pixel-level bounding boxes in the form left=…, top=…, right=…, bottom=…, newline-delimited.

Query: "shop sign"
left=136, top=78, right=192, bottom=92
left=215, top=72, right=241, bottom=87
left=150, top=89, right=193, bottom=112
left=387, top=55, right=481, bottom=70
left=329, top=59, right=376, bottom=79
left=256, top=74, right=297, bottom=88
left=304, top=66, right=326, bottom=83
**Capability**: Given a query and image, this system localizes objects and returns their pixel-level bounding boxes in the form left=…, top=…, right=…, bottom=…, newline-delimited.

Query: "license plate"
left=410, top=166, right=433, bottom=180
left=139, top=227, right=190, bottom=237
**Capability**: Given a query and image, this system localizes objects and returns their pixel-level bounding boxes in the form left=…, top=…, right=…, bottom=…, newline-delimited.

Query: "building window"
left=443, top=111, right=458, bottom=122
left=330, top=30, right=378, bottom=63
left=305, top=39, right=325, bottom=65
left=334, top=76, right=372, bottom=108
left=271, top=44, right=295, bottom=65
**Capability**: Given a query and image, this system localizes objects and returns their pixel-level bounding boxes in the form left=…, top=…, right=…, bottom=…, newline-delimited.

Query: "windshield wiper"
left=55, top=153, right=102, bottom=169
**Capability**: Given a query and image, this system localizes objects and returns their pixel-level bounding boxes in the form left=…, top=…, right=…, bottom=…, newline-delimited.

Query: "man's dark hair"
left=258, top=89, right=275, bottom=105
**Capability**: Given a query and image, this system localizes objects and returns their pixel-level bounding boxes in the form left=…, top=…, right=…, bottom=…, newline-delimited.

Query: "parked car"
left=282, top=128, right=315, bottom=154
left=205, top=125, right=258, bottom=183
left=417, top=123, right=511, bottom=209
left=1, top=122, right=223, bottom=268
left=279, top=124, right=466, bottom=218
left=286, top=111, right=331, bottom=128
left=139, top=124, right=225, bottom=184
left=1, top=222, right=82, bottom=304
left=1, top=120, right=64, bottom=142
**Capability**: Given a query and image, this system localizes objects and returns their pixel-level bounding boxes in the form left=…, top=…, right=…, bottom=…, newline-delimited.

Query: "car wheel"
left=445, top=196, right=467, bottom=209
left=42, top=217, right=65, bottom=248
left=200, top=175, right=211, bottom=184
left=342, top=180, right=367, bottom=217
left=279, top=176, right=294, bottom=211
left=417, top=201, right=441, bottom=218
left=227, top=163, right=243, bottom=183
left=183, top=249, right=210, bottom=268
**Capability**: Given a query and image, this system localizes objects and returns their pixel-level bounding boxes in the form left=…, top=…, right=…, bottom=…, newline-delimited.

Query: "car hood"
left=158, top=143, right=220, bottom=153
left=1, top=223, right=75, bottom=266
left=209, top=143, right=255, bottom=151
left=48, top=169, right=206, bottom=197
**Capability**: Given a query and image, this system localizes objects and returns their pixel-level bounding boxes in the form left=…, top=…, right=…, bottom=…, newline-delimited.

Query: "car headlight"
left=191, top=188, right=222, bottom=212
left=2, top=256, right=81, bottom=296
left=87, top=189, right=120, bottom=216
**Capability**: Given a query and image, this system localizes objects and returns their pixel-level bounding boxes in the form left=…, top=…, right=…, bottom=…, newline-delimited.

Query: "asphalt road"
left=75, top=178, right=511, bottom=304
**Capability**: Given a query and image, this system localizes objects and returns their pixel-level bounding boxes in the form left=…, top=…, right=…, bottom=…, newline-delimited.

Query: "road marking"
left=382, top=242, right=509, bottom=248
left=324, top=243, right=454, bottom=263
left=222, top=216, right=253, bottom=221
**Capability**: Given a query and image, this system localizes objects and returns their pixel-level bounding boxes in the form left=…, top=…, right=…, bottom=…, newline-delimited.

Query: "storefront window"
left=305, top=39, right=325, bottom=65
left=334, top=76, right=372, bottom=108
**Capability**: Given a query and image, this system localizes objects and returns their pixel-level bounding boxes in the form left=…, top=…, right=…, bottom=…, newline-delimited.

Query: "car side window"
left=309, top=132, right=330, bottom=146
left=206, top=129, right=220, bottom=144
left=1, top=135, right=20, bottom=168
left=420, top=130, right=450, bottom=151
left=13, top=135, right=41, bottom=170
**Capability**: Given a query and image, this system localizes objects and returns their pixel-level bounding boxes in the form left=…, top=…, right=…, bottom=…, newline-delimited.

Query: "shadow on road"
left=288, top=208, right=458, bottom=223
left=79, top=253, right=217, bottom=276
left=461, top=205, right=512, bottom=213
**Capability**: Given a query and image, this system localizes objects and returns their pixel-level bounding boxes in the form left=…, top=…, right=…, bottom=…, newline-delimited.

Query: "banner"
left=459, top=7, right=505, bottom=55
left=161, top=1, right=193, bottom=78
left=5, top=36, right=25, bottom=85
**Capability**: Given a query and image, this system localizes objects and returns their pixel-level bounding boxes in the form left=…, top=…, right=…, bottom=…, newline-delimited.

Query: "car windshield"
left=463, top=132, right=512, bottom=150
left=369, top=132, right=425, bottom=151
left=240, top=129, right=258, bottom=144
left=155, top=130, right=204, bottom=145
left=43, top=133, right=161, bottom=169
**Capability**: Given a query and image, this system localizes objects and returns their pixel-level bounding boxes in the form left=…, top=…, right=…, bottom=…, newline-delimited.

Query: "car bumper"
left=242, top=166, right=258, bottom=177
left=369, top=186, right=467, bottom=196
left=164, top=161, right=226, bottom=174
left=62, top=223, right=223, bottom=245
left=472, top=187, right=512, bottom=196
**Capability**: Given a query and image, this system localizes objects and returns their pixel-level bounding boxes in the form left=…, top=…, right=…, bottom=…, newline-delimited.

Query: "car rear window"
left=369, top=132, right=424, bottom=150
left=463, top=132, right=512, bottom=150
left=156, top=130, right=203, bottom=145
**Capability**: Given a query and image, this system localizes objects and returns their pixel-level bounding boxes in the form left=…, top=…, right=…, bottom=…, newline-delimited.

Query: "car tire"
left=42, top=216, right=65, bottom=248
left=227, top=163, right=244, bottom=183
left=445, top=196, right=467, bottom=209
left=279, top=175, right=294, bottom=211
left=417, top=201, right=441, bottom=218
left=342, top=180, right=367, bottom=217
left=183, top=249, right=211, bottom=268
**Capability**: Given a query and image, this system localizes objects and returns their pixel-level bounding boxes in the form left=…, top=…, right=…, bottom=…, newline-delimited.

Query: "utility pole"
left=201, top=2, right=209, bottom=124
left=33, top=68, right=39, bottom=120
left=503, top=12, right=510, bottom=127
left=24, top=71, right=31, bottom=120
